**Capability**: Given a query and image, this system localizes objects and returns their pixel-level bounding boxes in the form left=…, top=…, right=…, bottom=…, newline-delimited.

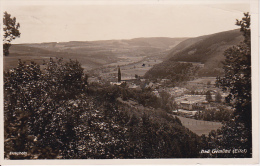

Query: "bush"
left=4, top=58, right=88, bottom=159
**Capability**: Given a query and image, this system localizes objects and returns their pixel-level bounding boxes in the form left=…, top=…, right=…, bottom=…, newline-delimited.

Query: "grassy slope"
left=145, top=29, right=244, bottom=78
left=167, top=29, right=243, bottom=68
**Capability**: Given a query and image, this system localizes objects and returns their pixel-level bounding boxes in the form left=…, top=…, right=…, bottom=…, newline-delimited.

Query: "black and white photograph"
left=0, top=0, right=259, bottom=164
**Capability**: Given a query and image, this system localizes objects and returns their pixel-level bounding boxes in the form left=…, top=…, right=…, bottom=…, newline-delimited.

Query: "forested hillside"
left=144, top=61, right=197, bottom=84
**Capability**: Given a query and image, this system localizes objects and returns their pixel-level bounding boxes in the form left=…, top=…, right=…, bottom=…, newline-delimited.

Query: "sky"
left=1, top=0, right=251, bottom=44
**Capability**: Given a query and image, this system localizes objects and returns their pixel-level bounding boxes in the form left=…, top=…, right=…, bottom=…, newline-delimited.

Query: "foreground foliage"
left=202, top=13, right=252, bottom=158
left=4, top=58, right=201, bottom=159
left=194, top=106, right=233, bottom=122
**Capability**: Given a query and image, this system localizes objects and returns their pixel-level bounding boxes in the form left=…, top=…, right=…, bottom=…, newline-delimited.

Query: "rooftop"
left=175, top=95, right=207, bottom=104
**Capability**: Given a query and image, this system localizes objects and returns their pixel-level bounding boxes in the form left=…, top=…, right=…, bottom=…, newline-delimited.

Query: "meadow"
left=175, top=115, right=223, bottom=136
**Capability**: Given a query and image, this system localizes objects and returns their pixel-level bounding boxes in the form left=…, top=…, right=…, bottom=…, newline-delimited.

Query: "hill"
left=144, top=29, right=244, bottom=79
left=4, top=37, right=187, bottom=71
left=167, top=29, right=243, bottom=68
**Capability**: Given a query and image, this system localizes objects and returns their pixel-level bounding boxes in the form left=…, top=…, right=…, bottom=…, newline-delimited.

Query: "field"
left=4, top=37, right=186, bottom=72
left=175, top=115, right=223, bottom=136
left=95, top=57, right=164, bottom=80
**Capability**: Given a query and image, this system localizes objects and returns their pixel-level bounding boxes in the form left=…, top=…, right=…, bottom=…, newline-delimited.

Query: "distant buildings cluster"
left=90, top=67, right=231, bottom=119
left=175, top=95, right=209, bottom=111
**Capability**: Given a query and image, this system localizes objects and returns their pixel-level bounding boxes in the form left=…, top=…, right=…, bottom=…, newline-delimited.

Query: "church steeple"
left=118, top=66, right=121, bottom=82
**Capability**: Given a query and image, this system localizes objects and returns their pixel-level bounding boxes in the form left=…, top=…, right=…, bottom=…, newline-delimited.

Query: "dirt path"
left=175, top=115, right=223, bottom=136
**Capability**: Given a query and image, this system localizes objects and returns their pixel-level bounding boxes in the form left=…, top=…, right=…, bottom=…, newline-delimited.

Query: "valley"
left=3, top=2, right=252, bottom=159
left=4, top=29, right=241, bottom=143
left=4, top=37, right=186, bottom=71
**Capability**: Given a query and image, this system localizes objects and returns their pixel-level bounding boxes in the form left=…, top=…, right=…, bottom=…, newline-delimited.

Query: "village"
left=88, top=65, right=231, bottom=121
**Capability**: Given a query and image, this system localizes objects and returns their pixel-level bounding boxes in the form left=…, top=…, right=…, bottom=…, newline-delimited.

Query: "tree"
left=216, top=12, right=251, bottom=130
left=3, top=11, right=21, bottom=56
left=210, top=12, right=252, bottom=157
left=159, top=91, right=173, bottom=111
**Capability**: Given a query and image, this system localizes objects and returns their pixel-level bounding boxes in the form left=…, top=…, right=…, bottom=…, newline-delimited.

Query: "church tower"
left=118, top=66, right=121, bottom=82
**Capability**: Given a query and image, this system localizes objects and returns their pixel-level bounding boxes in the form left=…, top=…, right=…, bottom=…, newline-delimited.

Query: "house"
left=175, top=95, right=209, bottom=111
left=121, top=76, right=136, bottom=82
left=179, top=101, right=209, bottom=111
left=160, top=79, right=170, bottom=84
left=192, top=103, right=206, bottom=110
left=128, top=83, right=141, bottom=90
left=110, top=82, right=124, bottom=86
left=177, top=109, right=198, bottom=117
left=179, top=101, right=193, bottom=111
left=146, top=82, right=160, bottom=89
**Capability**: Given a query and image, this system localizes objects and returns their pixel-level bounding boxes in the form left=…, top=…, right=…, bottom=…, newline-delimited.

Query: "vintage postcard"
left=0, top=0, right=259, bottom=165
